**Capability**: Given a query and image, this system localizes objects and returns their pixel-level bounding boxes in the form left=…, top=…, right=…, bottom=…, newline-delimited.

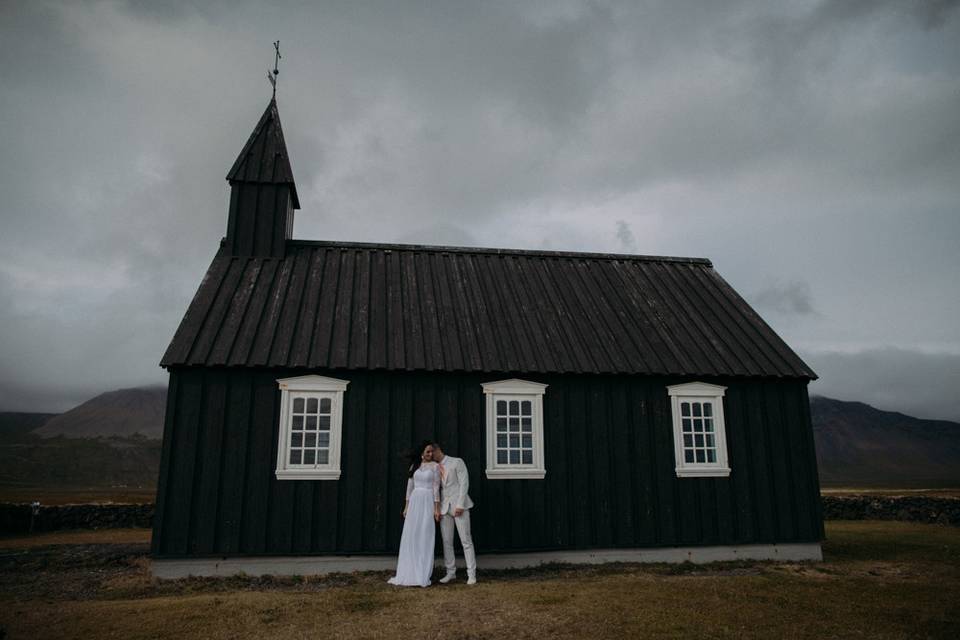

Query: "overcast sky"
left=1, top=0, right=958, bottom=421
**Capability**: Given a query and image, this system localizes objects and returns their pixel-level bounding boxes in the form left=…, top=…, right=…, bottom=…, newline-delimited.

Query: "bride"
left=388, top=441, right=441, bottom=587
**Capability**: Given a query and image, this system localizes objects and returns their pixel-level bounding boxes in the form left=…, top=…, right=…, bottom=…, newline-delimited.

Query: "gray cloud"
left=615, top=221, right=638, bottom=254
left=0, top=1, right=958, bottom=415
left=751, top=280, right=816, bottom=316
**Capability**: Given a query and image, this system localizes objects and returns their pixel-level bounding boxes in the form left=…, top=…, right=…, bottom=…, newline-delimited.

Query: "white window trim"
left=667, top=381, right=731, bottom=478
left=482, top=379, right=547, bottom=480
left=275, top=375, right=349, bottom=480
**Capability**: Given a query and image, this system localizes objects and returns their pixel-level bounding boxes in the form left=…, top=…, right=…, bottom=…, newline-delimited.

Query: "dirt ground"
left=1, top=521, right=958, bottom=639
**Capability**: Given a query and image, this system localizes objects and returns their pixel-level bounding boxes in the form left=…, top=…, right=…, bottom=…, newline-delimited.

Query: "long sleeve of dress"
left=432, top=464, right=440, bottom=502
left=405, top=477, right=414, bottom=500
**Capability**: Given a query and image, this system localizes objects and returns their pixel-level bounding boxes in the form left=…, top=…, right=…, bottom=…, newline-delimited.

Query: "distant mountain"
left=0, top=412, right=58, bottom=437
left=811, top=396, right=960, bottom=488
left=33, top=387, right=166, bottom=439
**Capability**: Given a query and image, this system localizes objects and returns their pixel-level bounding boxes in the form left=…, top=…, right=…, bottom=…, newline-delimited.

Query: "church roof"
left=226, top=99, right=300, bottom=208
left=160, top=240, right=816, bottom=379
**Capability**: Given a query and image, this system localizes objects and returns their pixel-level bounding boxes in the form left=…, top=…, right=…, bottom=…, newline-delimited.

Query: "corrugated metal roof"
left=226, top=99, right=300, bottom=208
left=160, top=240, right=816, bottom=378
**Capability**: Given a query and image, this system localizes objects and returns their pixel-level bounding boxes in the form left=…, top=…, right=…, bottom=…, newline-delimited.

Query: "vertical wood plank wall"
left=151, top=369, right=823, bottom=558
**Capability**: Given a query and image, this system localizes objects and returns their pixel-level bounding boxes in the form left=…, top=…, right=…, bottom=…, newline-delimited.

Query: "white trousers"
left=440, top=509, right=477, bottom=577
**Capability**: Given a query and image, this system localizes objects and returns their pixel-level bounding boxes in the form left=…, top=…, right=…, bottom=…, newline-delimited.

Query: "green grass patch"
left=825, top=519, right=960, bottom=563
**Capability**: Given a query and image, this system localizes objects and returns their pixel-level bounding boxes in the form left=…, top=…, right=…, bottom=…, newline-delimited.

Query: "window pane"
left=703, top=403, right=713, bottom=417
left=521, top=401, right=532, bottom=416
left=705, top=434, right=715, bottom=448
left=318, top=433, right=330, bottom=448
left=293, top=397, right=305, bottom=413
left=305, top=433, right=317, bottom=448
left=683, top=434, right=693, bottom=448
left=306, top=416, right=317, bottom=430
left=521, top=450, right=533, bottom=464
left=496, top=400, right=507, bottom=415
left=304, top=450, right=316, bottom=465
left=522, top=434, right=532, bottom=448
left=318, top=450, right=329, bottom=464
left=684, top=450, right=694, bottom=463
left=509, top=450, right=520, bottom=464
left=320, top=397, right=331, bottom=413
left=509, top=418, right=519, bottom=432
left=682, top=418, right=691, bottom=432
left=693, top=419, right=702, bottom=432
left=509, top=434, right=520, bottom=448
left=521, top=418, right=532, bottom=432
left=497, top=417, right=507, bottom=432
left=307, top=398, right=318, bottom=413
left=694, top=434, right=704, bottom=447
left=509, top=400, right=519, bottom=415
left=692, top=403, right=702, bottom=417
left=290, top=450, right=302, bottom=464
left=497, top=450, right=508, bottom=464
left=704, top=419, right=714, bottom=433
left=681, top=402, right=691, bottom=416
left=291, top=433, right=303, bottom=448
left=695, top=450, right=705, bottom=463
left=319, top=415, right=331, bottom=430
left=707, top=450, right=717, bottom=463
left=497, top=434, right=507, bottom=448
left=292, top=415, right=304, bottom=430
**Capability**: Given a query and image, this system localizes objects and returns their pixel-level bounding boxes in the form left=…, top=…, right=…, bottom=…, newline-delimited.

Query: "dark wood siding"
left=152, top=368, right=823, bottom=558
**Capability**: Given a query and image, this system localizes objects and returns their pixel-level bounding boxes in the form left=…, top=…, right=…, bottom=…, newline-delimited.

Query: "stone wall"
left=0, top=502, right=154, bottom=534
left=1, top=496, right=958, bottom=535
left=821, top=495, right=960, bottom=526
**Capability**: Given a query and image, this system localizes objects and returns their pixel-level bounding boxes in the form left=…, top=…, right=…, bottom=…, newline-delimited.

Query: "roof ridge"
left=284, top=239, right=713, bottom=266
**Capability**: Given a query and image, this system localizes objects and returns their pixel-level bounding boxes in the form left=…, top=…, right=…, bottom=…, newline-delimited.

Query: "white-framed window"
left=275, top=375, right=349, bottom=480
left=482, top=379, right=547, bottom=479
left=667, top=382, right=730, bottom=477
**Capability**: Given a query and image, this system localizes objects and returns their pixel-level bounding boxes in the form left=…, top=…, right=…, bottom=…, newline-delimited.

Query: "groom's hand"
left=454, top=508, right=464, bottom=517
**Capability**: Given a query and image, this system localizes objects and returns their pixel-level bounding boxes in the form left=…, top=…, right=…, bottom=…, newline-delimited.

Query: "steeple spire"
left=224, top=98, right=300, bottom=258
left=267, top=40, right=281, bottom=99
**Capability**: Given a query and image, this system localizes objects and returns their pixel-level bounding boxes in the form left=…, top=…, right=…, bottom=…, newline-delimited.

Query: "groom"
left=431, top=441, right=477, bottom=585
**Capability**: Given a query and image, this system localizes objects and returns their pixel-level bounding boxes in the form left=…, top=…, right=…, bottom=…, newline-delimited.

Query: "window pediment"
left=481, top=379, right=548, bottom=396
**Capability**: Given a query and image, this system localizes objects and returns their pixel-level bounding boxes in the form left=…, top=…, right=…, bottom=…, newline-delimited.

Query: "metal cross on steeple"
left=267, top=40, right=281, bottom=98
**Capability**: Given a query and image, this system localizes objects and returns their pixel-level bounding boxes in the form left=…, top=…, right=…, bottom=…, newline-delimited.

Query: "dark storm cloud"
left=0, top=1, right=958, bottom=414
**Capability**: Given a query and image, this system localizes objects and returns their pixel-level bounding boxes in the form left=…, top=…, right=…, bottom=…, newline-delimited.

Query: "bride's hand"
left=402, top=506, right=407, bottom=519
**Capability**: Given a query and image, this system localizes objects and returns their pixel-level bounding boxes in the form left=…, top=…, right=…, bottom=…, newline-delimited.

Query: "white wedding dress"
left=388, top=462, right=440, bottom=587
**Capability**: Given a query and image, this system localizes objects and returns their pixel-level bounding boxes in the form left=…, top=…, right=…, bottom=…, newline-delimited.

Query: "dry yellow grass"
left=821, top=487, right=960, bottom=497
left=2, top=521, right=958, bottom=639
left=0, top=527, right=151, bottom=549
left=0, top=487, right=157, bottom=505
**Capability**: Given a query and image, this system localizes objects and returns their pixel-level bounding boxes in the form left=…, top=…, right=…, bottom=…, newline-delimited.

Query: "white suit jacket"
left=438, top=455, right=474, bottom=515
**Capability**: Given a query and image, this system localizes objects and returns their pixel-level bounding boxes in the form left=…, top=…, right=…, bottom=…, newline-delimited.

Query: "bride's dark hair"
left=403, top=440, right=434, bottom=478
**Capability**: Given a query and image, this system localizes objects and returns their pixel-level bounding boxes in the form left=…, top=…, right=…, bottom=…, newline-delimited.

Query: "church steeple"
left=224, top=98, right=300, bottom=258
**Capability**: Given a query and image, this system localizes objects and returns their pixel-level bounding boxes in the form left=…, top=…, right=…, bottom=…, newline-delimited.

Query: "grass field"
left=1, top=521, right=958, bottom=639
left=820, top=487, right=960, bottom=498
left=0, top=487, right=157, bottom=505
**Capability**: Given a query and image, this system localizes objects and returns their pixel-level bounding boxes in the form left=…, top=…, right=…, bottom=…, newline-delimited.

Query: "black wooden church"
left=151, top=97, right=823, bottom=576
